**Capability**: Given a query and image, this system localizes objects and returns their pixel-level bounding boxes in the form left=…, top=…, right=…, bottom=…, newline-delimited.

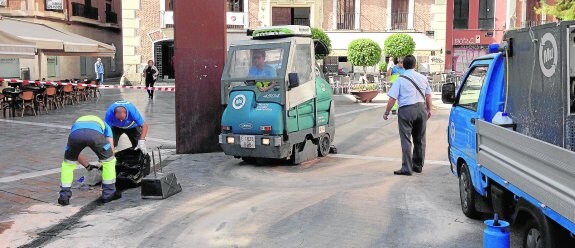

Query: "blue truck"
left=442, top=22, right=575, bottom=247
left=219, top=26, right=335, bottom=164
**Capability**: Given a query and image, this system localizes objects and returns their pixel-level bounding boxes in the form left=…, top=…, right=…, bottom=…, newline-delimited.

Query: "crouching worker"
left=105, top=100, right=149, bottom=152
left=58, top=115, right=121, bottom=206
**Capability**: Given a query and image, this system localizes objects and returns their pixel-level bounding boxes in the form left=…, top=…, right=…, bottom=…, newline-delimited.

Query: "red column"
left=445, top=0, right=454, bottom=71
left=174, top=1, right=226, bottom=153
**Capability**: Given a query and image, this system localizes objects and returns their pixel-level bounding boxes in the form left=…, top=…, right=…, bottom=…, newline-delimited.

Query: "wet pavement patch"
left=18, top=200, right=101, bottom=248
left=0, top=221, right=14, bottom=234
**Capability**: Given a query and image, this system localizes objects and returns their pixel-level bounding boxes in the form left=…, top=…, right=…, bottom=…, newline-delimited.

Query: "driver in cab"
left=249, top=50, right=278, bottom=92
left=248, top=50, right=277, bottom=78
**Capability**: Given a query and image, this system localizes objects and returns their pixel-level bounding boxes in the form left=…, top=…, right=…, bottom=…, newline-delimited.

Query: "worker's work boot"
left=100, top=183, right=121, bottom=204
left=58, top=187, right=72, bottom=206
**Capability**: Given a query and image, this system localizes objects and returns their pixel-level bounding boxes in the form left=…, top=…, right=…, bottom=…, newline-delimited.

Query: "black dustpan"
left=141, top=147, right=182, bottom=199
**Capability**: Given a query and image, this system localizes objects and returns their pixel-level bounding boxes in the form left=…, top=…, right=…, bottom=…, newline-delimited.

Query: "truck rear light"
left=262, top=138, right=271, bottom=145
left=222, top=125, right=232, bottom=133
left=226, top=136, right=235, bottom=144
left=261, top=126, right=272, bottom=134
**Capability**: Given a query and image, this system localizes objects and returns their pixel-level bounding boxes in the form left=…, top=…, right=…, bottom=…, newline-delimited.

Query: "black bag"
left=115, top=148, right=151, bottom=190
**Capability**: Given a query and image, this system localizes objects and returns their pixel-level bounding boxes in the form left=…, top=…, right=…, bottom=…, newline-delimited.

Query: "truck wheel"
left=518, top=207, right=557, bottom=248
left=523, top=220, right=544, bottom=248
left=459, top=163, right=481, bottom=219
left=318, top=135, right=331, bottom=157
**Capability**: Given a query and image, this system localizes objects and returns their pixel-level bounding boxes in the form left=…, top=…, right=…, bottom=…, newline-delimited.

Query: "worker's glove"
left=86, top=162, right=102, bottom=171
left=137, top=139, right=147, bottom=153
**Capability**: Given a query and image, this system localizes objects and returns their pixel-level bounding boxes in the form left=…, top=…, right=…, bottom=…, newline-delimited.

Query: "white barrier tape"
left=1, top=78, right=176, bottom=92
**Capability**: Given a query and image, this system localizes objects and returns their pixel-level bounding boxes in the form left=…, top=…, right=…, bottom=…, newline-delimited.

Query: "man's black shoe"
left=412, top=167, right=423, bottom=173
left=100, top=191, right=122, bottom=204
left=58, top=197, right=70, bottom=206
left=394, top=170, right=412, bottom=176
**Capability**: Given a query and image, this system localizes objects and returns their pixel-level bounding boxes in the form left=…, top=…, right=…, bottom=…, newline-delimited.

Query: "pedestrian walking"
left=95, top=58, right=104, bottom=85
left=58, top=115, right=120, bottom=206
left=383, top=55, right=432, bottom=176
left=105, top=100, right=149, bottom=153
left=142, top=60, right=159, bottom=99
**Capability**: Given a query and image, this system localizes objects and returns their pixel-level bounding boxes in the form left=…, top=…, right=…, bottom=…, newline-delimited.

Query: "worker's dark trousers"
left=112, top=126, right=142, bottom=148
left=397, top=102, right=427, bottom=173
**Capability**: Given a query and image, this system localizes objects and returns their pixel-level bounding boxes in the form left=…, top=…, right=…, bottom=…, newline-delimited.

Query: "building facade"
left=122, top=0, right=446, bottom=83
left=253, top=0, right=446, bottom=72
left=445, top=0, right=557, bottom=73
left=0, top=0, right=122, bottom=80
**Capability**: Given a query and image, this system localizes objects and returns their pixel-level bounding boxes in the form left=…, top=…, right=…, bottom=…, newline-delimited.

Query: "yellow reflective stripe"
left=101, top=158, right=116, bottom=182
left=60, top=160, right=77, bottom=185
left=76, top=115, right=106, bottom=130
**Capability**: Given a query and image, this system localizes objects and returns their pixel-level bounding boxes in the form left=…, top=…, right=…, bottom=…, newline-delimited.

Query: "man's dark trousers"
left=397, top=102, right=427, bottom=173
left=112, top=126, right=142, bottom=147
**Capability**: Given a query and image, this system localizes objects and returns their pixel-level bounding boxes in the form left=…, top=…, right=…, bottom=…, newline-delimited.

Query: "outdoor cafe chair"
left=19, top=91, right=36, bottom=117
left=86, top=80, right=99, bottom=99
left=75, top=83, right=87, bottom=102
left=1, top=88, right=17, bottom=117
left=44, top=86, right=60, bottom=111
left=0, top=93, right=11, bottom=118
left=62, top=84, right=75, bottom=105
left=35, top=90, right=47, bottom=114
left=341, top=76, right=351, bottom=94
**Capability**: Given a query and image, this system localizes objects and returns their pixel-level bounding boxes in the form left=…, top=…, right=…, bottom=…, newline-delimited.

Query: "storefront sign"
left=46, top=0, right=64, bottom=10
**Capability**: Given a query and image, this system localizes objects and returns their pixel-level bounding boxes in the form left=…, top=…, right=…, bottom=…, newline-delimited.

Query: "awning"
left=0, top=17, right=115, bottom=57
left=0, top=30, right=36, bottom=58
left=326, top=32, right=442, bottom=56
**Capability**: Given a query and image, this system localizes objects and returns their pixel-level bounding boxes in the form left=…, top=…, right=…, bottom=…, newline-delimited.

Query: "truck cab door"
left=450, top=65, right=490, bottom=175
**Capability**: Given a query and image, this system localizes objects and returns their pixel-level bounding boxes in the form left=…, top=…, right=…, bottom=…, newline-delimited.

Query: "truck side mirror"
left=442, top=83, right=456, bottom=104
left=288, top=73, right=300, bottom=88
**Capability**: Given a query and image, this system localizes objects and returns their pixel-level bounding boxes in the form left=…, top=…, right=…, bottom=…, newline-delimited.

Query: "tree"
left=383, top=33, right=416, bottom=58
left=537, top=0, right=575, bottom=21
left=311, top=28, right=331, bottom=59
left=347, top=38, right=382, bottom=74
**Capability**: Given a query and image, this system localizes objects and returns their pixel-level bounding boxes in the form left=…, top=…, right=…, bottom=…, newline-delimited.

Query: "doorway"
left=272, top=7, right=310, bottom=26
left=154, top=40, right=175, bottom=79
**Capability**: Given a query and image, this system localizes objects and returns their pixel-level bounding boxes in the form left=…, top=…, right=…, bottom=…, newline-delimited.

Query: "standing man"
left=105, top=100, right=149, bottom=152
left=383, top=55, right=432, bottom=176
left=58, top=115, right=120, bottom=205
left=95, top=58, right=104, bottom=85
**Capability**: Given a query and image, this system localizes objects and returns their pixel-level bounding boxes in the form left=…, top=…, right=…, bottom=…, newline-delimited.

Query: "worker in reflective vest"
left=58, top=115, right=120, bottom=206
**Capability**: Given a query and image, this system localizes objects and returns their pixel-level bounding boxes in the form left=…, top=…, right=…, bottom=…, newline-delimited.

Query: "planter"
left=350, top=90, right=379, bottom=103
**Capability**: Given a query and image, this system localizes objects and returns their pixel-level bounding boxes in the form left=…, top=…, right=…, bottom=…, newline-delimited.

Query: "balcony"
left=522, top=20, right=547, bottom=28
left=330, top=12, right=429, bottom=32
left=72, top=2, right=98, bottom=20
left=293, top=18, right=310, bottom=26
left=390, top=12, right=409, bottom=31
left=105, top=11, right=117, bottom=24
left=336, top=13, right=356, bottom=30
